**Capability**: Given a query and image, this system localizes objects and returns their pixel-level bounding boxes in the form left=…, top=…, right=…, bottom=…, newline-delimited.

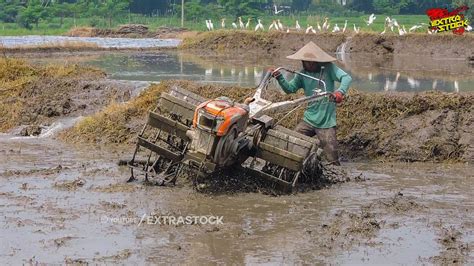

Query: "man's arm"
left=330, top=63, right=352, bottom=95
left=276, top=73, right=302, bottom=94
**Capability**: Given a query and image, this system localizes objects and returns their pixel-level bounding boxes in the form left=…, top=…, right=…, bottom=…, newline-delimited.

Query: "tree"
left=18, top=0, right=48, bottom=29
left=98, top=0, right=131, bottom=27
left=0, top=0, right=23, bottom=23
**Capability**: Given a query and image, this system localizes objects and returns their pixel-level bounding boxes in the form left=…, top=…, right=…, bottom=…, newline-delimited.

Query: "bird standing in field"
left=238, top=17, right=244, bottom=29
left=277, top=19, right=284, bottom=31
left=221, top=18, right=225, bottom=29
left=255, top=19, right=264, bottom=31
left=305, top=25, right=316, bottom=34
left=365, top=13, right=376, bottom=26
left=205, top=20, right=211, bottom=31
left=245, top=18, right=252, bottom=29
left=209, top=20, right=214, bottom=31
left=332, top=24, right=340, bottom=32
left=295, top=20, right=301, bottom=31
left=269, top=20, right=277, bottom=31
left=342, top=20, right=347, bottom=33
left=353, top=24, right=360, bottom=33
left=232, top=22, right=237, bottom=29
left=322, top=17, right=329, bottom=31
left=317, top=20, right=322, bottom=31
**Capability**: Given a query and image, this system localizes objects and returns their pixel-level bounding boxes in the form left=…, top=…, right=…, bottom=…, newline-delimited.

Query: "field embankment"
left=0, top=58, right=135, bottom=134
left=60, top=80, right=473, bottom=163
left=180, top=31, right=474, bottom=58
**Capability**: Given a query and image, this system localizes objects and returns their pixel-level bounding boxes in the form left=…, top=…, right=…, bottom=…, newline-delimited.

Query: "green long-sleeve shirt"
left=276, top=63, right=352, bottom=128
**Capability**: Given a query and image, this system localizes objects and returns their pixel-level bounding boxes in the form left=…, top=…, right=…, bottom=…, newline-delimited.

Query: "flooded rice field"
left=0, top=135, right=472, bottom=264
left=22, top=50, right=474, bottom=92
left=1, top=35, right=473, bottom=264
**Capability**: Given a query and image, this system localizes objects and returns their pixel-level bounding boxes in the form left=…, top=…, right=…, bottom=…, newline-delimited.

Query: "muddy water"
left=1, top=134, right=472, bottom=264
left=25, top=50, right=474, bottom=92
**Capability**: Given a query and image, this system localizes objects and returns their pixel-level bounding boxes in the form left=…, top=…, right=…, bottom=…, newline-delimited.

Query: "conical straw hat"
left=286, top=41, right=336, bottom=62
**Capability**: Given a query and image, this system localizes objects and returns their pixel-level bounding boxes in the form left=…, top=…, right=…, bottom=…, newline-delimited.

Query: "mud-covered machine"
left=127, top=68, right=329, bottom=192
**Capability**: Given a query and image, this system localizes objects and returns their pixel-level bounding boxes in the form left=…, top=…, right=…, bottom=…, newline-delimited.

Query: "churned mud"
left=61, top=80, right=473, bottom=163
left=1, top=135, right=472, bottom=264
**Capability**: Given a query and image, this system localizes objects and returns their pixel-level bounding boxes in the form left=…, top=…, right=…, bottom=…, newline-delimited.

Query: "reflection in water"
left=28, top=51, right=474, bottom=92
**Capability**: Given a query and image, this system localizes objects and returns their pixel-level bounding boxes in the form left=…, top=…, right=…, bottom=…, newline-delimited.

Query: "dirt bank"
left=67, top=25, right=191, bottom=39
left=180, top=31, right=474, bottom=58
left=61, top=80, right=473, bottom=163
left=0, top=58, right=137, bottom=134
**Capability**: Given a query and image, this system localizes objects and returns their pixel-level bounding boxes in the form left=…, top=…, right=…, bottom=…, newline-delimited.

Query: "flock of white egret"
left=205, top=13, right=472, bottom=35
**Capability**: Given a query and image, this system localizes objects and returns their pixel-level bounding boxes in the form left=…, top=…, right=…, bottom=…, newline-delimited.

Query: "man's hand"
left=243, top=97, right=255, bottom=105
left=329, top=91, right=344, bottom=103
left=268, top=67, right=281, bottom=78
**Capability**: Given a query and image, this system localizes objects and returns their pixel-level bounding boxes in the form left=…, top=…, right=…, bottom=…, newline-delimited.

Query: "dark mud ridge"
left=180, top=31, right=474, bottom=58
left=62, top=80, right=474, bottom=163
left=67, top=24, right=188, bottom=39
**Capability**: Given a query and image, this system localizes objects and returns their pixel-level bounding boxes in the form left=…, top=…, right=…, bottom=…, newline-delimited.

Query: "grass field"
left=0, top=14, right=432, bottom=36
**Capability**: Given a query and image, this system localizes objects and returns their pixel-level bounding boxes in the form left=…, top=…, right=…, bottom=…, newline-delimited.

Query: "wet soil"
left=180, top=31, right=474, bottom=59
left=0, top=136, right=472, bottom=264
left=0, top=59, right=143, bottom=134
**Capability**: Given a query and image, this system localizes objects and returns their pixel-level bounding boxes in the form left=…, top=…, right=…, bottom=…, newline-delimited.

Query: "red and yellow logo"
left=426, top=6, right=470, bottom=35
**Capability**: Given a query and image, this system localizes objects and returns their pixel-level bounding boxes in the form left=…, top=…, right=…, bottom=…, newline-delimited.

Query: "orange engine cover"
left=193, top=98, right=248, bottom=136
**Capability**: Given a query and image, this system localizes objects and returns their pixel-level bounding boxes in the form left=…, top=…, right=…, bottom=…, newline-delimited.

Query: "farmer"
left=270, top=41, right=352, bottom=165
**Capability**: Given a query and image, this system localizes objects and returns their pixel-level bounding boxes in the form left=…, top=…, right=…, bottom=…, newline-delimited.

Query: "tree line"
left=0, top=0, right=472, bottom=29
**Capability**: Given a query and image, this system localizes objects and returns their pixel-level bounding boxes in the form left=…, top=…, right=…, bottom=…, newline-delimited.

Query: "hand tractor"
left=127, top=68, right=329, bottom=192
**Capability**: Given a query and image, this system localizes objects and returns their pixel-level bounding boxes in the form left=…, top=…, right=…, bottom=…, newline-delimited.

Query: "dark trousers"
left=295, top=121, right=340, bottom=165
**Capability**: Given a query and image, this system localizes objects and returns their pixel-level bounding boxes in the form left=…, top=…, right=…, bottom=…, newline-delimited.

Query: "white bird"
left=398, top=25, right=406, bottom=36
left=392, top=18, right=399, bottom=28
left=366, top=13, right=376, bottom=26
left=277, top=19, right=284, bottom=31
left=384, top=72, right=400, bottom=91
left=286, top=28, right=290, bottom=33
left=274, top=4, right=284, bottom=15
left=245, top=18, right=251, bottom=29
left=322, top=17, right=329, bottom=31
left=332, top=24, right=340, bottom=32
left=466, top=24, right=472, bottom=31
left=385, top=16, right=395, bottom=32
left=205, top=20, right=211, bottom=31
left=353, top=24, right=360, bottom=33
left=409, top=25, right=422, bottom=33
left=305, top=25, right=316, bottom=34
left=232, top=22, right=238, bottom=29
left=255, top=19, right=264, bottom=31
left=295, top=20, right=301, bottom=31
left=209, top=19, right=214, bottom=30
left=269, top=20, right=276, bottom=31
left=221, top=18, right=225, bottom=28
left=432, top=80, right=438, bottom=90
left=238, top=17, right=244, bottom=29
left=454, top=80, right=459, bottom=93
left=342, top=20, right=348, bottom=33
left=407, top=77, right=420, bottom=88
left=317, top=21, right=322, bottom=31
